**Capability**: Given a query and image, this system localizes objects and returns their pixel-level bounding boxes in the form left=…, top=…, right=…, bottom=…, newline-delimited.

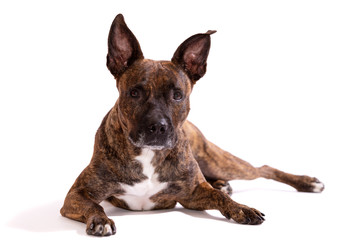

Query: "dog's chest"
left=115, top=148, right=168, bottom=210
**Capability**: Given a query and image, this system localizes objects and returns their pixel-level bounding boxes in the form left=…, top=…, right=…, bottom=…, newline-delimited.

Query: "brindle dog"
left=60, top=14, right=324, bottom=236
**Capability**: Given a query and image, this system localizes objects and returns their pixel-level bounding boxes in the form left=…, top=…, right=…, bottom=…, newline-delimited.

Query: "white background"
left=1, top=0, right=359, bottom=239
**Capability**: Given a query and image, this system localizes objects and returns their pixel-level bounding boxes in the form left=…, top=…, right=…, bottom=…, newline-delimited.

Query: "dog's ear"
left=171, top=30, right=216, bottom=83
left=107, top=14, right=144, bottom=78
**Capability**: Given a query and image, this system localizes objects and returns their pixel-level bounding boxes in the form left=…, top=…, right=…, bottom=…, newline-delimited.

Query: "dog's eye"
left=130, top=89, right=140, bottom=98
left=173, top=91, right=183, bottom=101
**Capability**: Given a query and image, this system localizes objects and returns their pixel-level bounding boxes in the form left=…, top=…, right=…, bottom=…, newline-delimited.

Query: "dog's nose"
left=148, top=119, right=168, bottom=135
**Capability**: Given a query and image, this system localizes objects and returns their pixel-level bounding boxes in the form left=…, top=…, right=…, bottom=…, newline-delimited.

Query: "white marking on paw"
left=219, top=185, right=230, bottom=194
left=95, top=224, right=103, bottom=235
left=311, top=181, right=324, bottom=193
left=104, top=224, right=112, bottom=236
left=115, top=148, right=168, bottom=210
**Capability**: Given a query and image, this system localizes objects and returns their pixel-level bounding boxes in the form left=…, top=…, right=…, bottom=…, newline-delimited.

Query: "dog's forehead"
left=121, top=59, right=190, bottom=90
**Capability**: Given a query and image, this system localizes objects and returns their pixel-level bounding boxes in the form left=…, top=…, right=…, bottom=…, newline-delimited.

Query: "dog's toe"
left=103, top=223, right=115, bottom=236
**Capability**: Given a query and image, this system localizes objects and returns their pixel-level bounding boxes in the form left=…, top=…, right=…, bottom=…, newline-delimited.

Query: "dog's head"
left=106, top=14, right=214, bottom=150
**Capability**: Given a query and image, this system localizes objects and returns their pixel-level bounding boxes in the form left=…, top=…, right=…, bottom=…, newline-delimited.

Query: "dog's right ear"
left=106, top=14, right=144, bottom=78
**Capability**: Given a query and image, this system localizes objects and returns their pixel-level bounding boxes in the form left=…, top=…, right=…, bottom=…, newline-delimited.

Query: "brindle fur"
left=60, top=14, right=324, bottom=236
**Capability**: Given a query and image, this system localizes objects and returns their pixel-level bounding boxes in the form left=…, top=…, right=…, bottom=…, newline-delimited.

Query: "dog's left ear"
left=172, top=30, right=216, bottom=83
left=107, top=14, right=144, bottom=78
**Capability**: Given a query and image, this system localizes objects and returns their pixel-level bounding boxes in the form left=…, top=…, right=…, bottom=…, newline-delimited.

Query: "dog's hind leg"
left=184, top=121, right=264, bottom=182
left=183, top=121, right=324, bottom=193
left=257, top=165, right=324, bottom=192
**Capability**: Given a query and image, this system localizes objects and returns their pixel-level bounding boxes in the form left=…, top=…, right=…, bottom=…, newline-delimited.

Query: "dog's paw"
left=310, top=178, right=325, bottom=193
left=295, top=177, right=325, bottom=193
left=210, top=180, right=233, bottom=195
left=222, top=204, right=265, bottom=225
left=86, top=216, right=116, bottom=236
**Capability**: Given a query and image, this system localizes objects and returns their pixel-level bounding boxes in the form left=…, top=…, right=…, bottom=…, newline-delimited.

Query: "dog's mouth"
left=128, top=132, right=176, bottom=151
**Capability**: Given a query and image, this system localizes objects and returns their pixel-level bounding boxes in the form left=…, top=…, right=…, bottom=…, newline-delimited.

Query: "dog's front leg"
left=61, top=188, right=116, bottom=236
left=179, top=182, right=265, bottom=225
left=60, top=166, right=117, bottom=237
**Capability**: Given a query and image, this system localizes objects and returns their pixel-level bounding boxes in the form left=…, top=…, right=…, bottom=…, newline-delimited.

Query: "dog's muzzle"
left=129, top=118, right=175, bottom=150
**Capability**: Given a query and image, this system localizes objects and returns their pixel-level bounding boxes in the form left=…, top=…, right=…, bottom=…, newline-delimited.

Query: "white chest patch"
left=115, top=148, right=168, bottom=210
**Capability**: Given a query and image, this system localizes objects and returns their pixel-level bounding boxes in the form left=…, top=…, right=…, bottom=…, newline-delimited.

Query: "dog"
left=60, top=14, right=324, bottom=236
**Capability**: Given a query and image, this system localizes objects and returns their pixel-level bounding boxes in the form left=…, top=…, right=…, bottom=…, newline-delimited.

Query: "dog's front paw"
left=222, top=204, right=265, bottom=225
left=86, top=215, right=116, bottom=236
